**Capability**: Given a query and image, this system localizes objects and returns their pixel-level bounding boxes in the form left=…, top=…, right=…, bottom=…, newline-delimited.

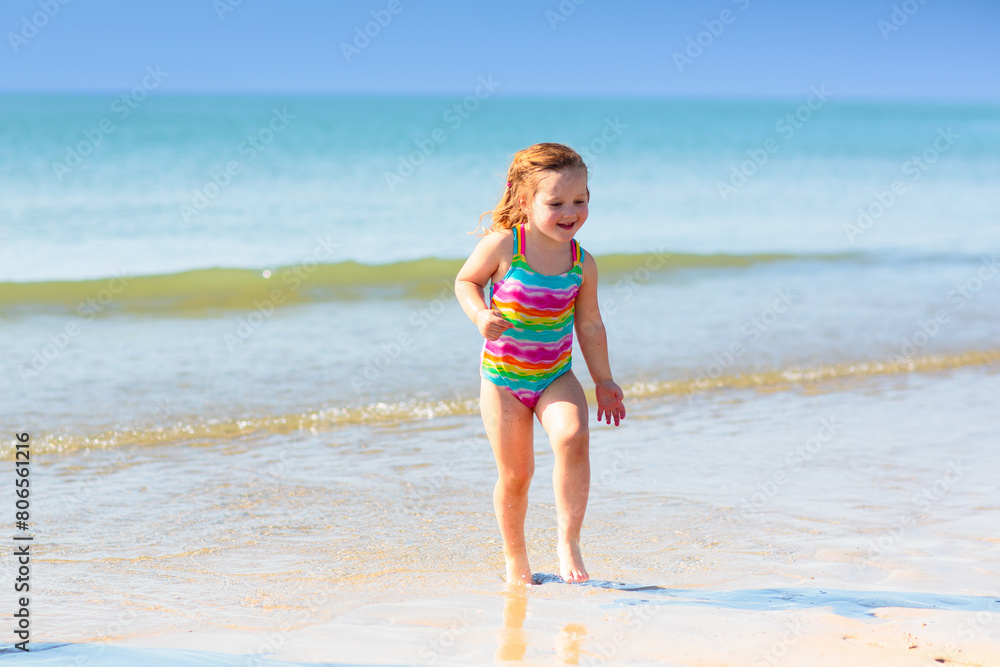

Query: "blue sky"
left=2, top=0, right=998, bottom=99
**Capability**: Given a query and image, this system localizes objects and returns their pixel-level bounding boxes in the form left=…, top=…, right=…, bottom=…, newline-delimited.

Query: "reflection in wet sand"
left=558, top=623, right=587, bottom=664
left=497, top=586, right=528, bottom=662
left=496, top=585, right=589, bottom=664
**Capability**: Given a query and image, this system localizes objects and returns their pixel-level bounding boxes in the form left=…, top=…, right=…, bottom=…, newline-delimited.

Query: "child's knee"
left=554, top=427, right=589, bottom=456
left=500, top=465, right=533, bottom=493
left=568, top=421, right=589, bottom=439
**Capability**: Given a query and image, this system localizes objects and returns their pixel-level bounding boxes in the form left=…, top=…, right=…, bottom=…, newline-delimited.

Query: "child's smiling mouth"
left=557, top=221, right=576, bottom=230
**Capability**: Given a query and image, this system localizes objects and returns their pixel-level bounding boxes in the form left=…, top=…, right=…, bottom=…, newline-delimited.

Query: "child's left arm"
left=575, top=253, right=626, bottom=426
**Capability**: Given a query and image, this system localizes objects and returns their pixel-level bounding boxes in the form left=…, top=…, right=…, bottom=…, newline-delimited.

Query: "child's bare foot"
left=557, top=540, right=589, bottom=583
left=505, top=551, right=534, bottom=586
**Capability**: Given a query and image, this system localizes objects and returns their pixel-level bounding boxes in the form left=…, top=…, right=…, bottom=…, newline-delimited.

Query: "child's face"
left=523, top=168, right=589, bottom=243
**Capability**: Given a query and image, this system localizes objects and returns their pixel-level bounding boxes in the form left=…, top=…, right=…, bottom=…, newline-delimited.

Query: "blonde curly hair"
left=474, top=142, right=589, bottom=235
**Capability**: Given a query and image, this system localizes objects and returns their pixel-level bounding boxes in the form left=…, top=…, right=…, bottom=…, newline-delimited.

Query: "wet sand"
left=4, top=365, right=999, bottom=665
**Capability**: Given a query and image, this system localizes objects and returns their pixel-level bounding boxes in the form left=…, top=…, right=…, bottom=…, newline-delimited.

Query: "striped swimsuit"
left=481, top=224, right=585, bottom=410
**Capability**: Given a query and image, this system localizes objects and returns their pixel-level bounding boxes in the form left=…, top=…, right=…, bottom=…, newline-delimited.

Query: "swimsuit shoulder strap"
left=572, top=239, right=584, bottom=267
left=510, top=224, right=528, bottom=266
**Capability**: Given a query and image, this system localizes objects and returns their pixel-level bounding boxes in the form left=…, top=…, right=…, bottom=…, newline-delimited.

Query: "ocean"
left=1, top=94, right=999, bottom=665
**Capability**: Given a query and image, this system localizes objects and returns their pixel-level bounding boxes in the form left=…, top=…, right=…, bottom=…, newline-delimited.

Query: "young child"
left=454, top=142, right=626, bottom=585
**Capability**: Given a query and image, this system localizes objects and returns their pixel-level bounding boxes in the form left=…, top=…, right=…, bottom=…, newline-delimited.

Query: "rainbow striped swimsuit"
left=481, top=224, right=585, bottom=410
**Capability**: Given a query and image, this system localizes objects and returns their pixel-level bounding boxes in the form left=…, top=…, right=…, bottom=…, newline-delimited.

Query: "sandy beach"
left=5, top=362, right=999, bottom=665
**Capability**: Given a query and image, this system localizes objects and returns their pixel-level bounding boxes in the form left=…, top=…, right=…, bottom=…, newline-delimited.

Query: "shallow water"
left=2, top=95, right=999, bottom=664
left=4, top=364, right=999, bottom=663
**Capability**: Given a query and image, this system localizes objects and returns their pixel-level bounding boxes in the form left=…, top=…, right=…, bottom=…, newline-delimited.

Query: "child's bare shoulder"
left=477, top=228, right=515, bottom=260
left=481, top=227, right=514, bottom=246
left=458, top=228, right=515, bottom=285
left=580, top=247, right=598, bottom=284
left=474, top=228, right=516, bottom=283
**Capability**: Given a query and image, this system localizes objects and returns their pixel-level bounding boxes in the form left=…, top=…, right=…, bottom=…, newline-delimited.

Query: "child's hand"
left=476, top=308, right=514, bottom=340
left=595, top=380, right=626, bottom=426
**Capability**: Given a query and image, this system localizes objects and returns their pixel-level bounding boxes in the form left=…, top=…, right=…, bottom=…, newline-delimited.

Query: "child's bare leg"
left=480, top=378, right=536, bottom=585
left=535, top=371, right=590, bottom=583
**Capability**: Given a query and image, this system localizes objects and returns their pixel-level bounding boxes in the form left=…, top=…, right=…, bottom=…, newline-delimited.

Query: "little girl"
left=455, top=142, right=626, bottom=585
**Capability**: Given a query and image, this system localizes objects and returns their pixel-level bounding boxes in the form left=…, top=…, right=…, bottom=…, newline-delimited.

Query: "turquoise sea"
left=1, top=95, right=999, bottom=664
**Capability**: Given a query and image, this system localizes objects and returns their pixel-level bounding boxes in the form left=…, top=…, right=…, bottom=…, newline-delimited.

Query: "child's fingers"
left=492, top=309, right=513, bottom=326
left=597, top=404, right=625, bottom=426
left=596, top=389, right=626, bottom=422
left=482, top=310, right=516, bottom=339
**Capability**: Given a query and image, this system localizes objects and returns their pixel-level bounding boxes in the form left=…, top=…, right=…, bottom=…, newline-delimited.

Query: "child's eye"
left=549, top=203, right=562, bottom=208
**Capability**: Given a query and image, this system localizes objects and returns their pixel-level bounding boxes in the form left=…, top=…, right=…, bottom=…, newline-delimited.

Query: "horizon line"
left=2, top=89, right=998, bottom=105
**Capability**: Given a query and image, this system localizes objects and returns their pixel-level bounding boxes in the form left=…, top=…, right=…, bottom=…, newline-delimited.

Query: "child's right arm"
left=455, top=232, right=515, bottom=341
